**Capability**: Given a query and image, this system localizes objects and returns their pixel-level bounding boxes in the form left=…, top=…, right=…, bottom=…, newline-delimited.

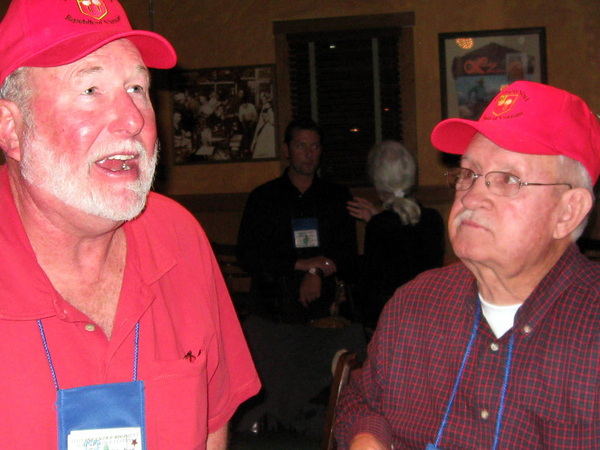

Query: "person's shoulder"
left=248, top=175, right=286, bottom=196
left=144, top=191, right=196, bottom=217
left=418, top=204, right=444, bottom=224
left=244, top=176, right=288, bottom=208
left=366, top=210, right=402, bottom=235
left=370, top=210, right=401, bottom=224
left=316, top=177, right=350, bottom=192
left=313, top=177, right=352, bottom=198
left=420, top=204, right=443, bottom=218
left=386, top=263, right=473, bottom=308
left=566, top=251, right=600, bottom=295
left=407, top=263, right=471, bottom=291
left=378, top=263, right=475, bottom=330
left=134, top=191, right=203, bottom=237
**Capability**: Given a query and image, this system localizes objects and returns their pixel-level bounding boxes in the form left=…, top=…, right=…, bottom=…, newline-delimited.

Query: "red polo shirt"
left=0, top=167, right=260, bottom=449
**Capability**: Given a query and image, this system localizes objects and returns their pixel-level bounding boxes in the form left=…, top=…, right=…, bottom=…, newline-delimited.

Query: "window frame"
left=273, top=12, right=417, bottom=184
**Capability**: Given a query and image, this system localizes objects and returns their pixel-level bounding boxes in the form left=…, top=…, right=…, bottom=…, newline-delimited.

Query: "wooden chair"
left=321, top=351, right=361, bottom=450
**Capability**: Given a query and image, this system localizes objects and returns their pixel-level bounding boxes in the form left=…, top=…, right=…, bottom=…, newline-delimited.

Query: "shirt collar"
left=281, top=166, right=321, bottom=196
left=0, top=168, right=176, bottom=320
left=0, top=166, right=57, bottom=320
left=123, top=193, right=177, bottom=286
left=514, top=243, right=585, bottom=331
left=457, top=244, right=587, bottom=334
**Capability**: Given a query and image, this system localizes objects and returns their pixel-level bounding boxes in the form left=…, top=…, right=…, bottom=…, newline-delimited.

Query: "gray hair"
left=0, top=67, right=34, bottom=126
left=368, top=140, right=421, bottom=225
left=556, top=155, right=595, bottom=241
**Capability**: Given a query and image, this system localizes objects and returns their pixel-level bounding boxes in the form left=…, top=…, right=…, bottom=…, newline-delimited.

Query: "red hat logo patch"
left=492, top=93, right=519, bottom=116
left=76, top=0, right=108, bottom=20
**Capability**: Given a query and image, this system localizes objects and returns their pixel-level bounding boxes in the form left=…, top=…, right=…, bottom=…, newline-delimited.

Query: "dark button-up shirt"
left=335, top=244, right=600, bottom=449
left=236, top=169, right=357, bottom=321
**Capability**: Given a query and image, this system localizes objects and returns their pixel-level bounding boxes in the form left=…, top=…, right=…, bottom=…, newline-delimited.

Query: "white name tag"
left=292, top=218, right=320, bottom=248
left=294, top=229, right=319, bottom=248
left=67, top=427, right=142, bottom=450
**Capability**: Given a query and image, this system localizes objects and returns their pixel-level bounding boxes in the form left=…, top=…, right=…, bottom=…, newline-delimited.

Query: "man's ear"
left=282, top=143, right=290, bottom=159
left=0, top=99, right=24, bottom=162
left=553, top=187, right=594, bottom=240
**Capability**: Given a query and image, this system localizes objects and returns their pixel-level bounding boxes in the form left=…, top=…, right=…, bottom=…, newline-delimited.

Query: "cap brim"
left=19, top=29, right=177, bottom=70
left=431, top=117, right=562, bottom=158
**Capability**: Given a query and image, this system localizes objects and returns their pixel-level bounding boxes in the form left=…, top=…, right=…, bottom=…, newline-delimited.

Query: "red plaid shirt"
left=335, top=244, right=600, bottom=449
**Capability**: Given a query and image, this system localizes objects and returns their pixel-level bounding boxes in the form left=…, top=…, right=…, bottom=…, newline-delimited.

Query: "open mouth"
left=96, top=154, right=136, bottom=172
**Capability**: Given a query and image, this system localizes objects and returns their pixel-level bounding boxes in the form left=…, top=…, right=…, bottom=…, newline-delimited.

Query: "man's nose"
left=108, top=90, right=146, bottom=136
left=460, top=176, right=492, bottom=210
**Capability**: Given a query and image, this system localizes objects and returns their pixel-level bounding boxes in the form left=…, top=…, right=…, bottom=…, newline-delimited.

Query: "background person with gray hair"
left=347, top=140, right=445, bottom=327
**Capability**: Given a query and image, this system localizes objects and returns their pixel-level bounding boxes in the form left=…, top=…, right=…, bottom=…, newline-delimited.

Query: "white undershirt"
left=479, top=294, right=523, bottom=338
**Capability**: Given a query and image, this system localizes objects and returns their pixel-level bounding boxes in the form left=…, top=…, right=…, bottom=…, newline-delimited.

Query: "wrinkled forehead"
left=28, top=39, right=147, bottom=83
left=462, top=133, right=561, bottom=177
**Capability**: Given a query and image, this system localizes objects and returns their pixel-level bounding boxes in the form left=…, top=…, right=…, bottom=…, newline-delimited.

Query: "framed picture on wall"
left=170, top=64, right=277, bottom=164
left=439, top=27, right=547, bottom=120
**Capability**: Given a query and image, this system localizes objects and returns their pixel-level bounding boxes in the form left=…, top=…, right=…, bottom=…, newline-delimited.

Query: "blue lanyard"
left=37, top=320, right=140, bottom=390
left=433, top=305, right=515, bottom=450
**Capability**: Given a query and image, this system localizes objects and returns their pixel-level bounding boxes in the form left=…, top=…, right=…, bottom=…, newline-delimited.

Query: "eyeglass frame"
left=445, top=167, right=572, bottom=197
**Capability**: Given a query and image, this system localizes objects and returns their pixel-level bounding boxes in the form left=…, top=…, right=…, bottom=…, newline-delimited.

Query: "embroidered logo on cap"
left=492, top=93, right=519, bottom=117
left=77, top=0, right=108, bottom=20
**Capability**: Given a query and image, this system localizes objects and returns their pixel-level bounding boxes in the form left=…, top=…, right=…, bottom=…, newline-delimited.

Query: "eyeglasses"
left=445, top=167, right=572, bottom=197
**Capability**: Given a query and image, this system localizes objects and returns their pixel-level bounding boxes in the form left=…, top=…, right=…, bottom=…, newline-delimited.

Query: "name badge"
left=57, top=380, right=146, bottom=450
left=292, top=218, right=319, bottom=248
left=67, top=427, right=142, bottom=450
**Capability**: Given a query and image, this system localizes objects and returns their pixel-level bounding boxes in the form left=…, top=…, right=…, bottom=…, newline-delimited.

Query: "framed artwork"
left=439, top=27, right=547, bottom=120
left=170, top=64, right=277, bottom=164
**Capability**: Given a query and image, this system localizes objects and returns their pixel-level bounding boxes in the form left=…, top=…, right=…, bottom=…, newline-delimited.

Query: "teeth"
left=98, top=154, right=135, bottom=164
left=122, top=162, right=131, bottom=171
left=108, top=154, right=135, bottom=161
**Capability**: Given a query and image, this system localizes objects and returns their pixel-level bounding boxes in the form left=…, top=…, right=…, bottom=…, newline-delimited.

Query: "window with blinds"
left=274, top=14, right=416, bottom=186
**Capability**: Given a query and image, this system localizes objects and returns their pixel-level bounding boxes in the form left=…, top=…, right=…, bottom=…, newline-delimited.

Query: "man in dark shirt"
left=237, top=118, right=357, bottom=323
left=335, top=81, right=600, bottom=449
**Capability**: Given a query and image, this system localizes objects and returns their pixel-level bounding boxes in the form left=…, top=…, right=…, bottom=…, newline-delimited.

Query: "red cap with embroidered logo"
left=0, top=0, right=177, bottom=87
left=431, top=81, right=600, bottom=183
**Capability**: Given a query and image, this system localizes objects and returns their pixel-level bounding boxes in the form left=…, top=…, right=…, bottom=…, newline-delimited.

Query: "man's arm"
left=206, top=423, right=228, bottom=450
left=334, top=310, right=394, bottom=450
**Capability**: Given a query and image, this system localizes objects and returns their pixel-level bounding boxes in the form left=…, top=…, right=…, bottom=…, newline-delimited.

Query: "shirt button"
left=84, top=323, right=96, bottom=332
left=522, top=325, right=533, bottom=334
left=490, top=342, right=500, bottom=352
left=480, top=409, right=490, bottom=420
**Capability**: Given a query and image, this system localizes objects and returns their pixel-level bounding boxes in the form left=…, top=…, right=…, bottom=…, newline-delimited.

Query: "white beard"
left=20, top=126, right=158, bottom=222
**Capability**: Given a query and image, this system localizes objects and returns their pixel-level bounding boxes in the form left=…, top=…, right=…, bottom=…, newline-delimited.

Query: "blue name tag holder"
left=38, top=320, right=147, bottom=450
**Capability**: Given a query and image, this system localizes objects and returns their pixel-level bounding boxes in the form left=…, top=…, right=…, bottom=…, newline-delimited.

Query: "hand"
left=349, top=433, right=389, bottom=450
left=295, top=256, right=337, bottom=277
left=347, top=197, right=383, bottom=223
left=299, top=272, right=322, bottom=307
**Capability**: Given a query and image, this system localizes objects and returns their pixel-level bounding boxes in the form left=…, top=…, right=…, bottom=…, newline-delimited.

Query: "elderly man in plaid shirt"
left=335, top=80, right=600, bottom=450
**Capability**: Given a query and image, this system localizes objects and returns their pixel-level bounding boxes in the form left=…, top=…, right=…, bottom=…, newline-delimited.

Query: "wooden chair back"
left=321, top=351, right=361, bottom=450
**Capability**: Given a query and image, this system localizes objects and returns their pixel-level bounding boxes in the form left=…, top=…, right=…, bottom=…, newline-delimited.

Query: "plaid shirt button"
left=522, top=325, right=533, bottom=334
left=490, top=342, right=499, bottom=352
left=480, top=409, right=490, bottom=420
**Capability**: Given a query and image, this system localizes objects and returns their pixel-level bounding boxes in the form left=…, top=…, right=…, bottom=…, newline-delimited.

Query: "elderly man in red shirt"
left=335, top=81, right=600, bottom=450
left=0, top=0, right=260, bottom=448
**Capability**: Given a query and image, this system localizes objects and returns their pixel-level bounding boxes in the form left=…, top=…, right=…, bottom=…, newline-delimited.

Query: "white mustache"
left=453, top=209, right=491, bottom=230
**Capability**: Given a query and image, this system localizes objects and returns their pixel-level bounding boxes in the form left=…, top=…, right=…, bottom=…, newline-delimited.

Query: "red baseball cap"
left=0, top=0, right=177, bottom=87
left=431, top=81, right=600, bottom=183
